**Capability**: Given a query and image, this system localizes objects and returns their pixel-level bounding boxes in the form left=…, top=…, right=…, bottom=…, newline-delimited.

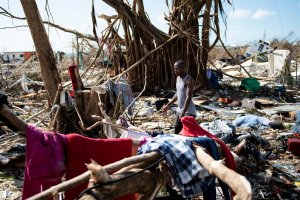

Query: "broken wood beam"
left=0, top=134, right=19, bottom=144
left=24, top=108, right=46, bottom=122
left=0, top=104, right=27, bottom=134
left=194, top=145, right=252, bottom=200
left=12, top=101, right=45, bottom=107
left=79, top=163, right=164, bottom=200
left=11, top=104, right=29, bottom=115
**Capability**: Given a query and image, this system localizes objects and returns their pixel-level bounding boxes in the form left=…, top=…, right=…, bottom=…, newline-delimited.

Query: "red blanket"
left=65, top=134, right=134, bottom=200
left=180, top=116, right=236, bottom=171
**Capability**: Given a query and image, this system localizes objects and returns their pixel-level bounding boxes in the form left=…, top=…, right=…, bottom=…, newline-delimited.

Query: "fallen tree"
left=101, top=0, right=231, bottom=90
left=2, top=1, right=231, bottom=90
left=2, top=0, right=233, bottom=132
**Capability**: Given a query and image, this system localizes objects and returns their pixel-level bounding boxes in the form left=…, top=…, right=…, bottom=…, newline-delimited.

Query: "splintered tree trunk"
left=101, top=0, right=223, bottom=90
left=200, top=0, right=212, bottom=86
left=20, top=0, right=61, bottom=104
left=170, top=0, right=205, bottom=87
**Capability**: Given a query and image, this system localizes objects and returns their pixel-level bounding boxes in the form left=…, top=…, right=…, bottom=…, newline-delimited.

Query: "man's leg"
left=174, top=115, right=183, bottom=134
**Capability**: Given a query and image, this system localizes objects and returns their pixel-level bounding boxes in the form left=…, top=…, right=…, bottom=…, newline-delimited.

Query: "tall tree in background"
left=20, top=0, right=61, bottom=103
left=20, top=0, right=77, bottom=133
left=18, top=0, right=230, bottom=97
left=17, top=0, right=230, bottom=132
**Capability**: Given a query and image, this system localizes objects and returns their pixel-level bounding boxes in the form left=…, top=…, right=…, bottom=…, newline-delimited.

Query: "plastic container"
left=241, top=78, right=260, bottom=92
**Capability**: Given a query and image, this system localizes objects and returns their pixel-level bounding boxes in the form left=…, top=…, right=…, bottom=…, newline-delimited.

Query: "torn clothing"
left=104, top=79, right=134, bottom=115
left=233, top=114, right=270, bottom=129
left=180, top=116, right=236, bottom=172
left=293, top=111, right=300, bottom=133
left=65, top=134, right=133, bottom=200
left=193, top=137, right=231, bottom=200
left=23, top=124, right=68, bottom=199
left=138, top=134, right=211, bottom=198
left=174, top=113, right=195, bottom=135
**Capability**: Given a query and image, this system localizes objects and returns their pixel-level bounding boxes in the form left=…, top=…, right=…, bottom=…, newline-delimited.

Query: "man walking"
left=162, top=60, right=196, bottom=134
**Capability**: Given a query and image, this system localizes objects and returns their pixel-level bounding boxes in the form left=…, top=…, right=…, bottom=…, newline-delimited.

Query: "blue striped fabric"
left=138, top=134, right=212, bottom=198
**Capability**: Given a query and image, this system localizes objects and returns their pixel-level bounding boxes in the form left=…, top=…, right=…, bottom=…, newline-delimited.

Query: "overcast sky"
left=0, top=0, right=299, bottom=53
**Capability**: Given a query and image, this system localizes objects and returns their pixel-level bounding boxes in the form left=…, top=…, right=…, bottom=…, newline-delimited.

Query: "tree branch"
left=194, top=145, right=252, bottom=200
left=0, top=25, right=28, bottom=29
left=0, top=6, right=96, bottom=41
left=112, top=34, right=179, bottom=80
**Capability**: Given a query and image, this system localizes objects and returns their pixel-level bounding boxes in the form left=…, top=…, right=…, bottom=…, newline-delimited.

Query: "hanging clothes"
left=23, top=124, right=68, bottom=199
left=103, top=79, right=135, bottom=116
left=22, top=125, right=135, bottom=200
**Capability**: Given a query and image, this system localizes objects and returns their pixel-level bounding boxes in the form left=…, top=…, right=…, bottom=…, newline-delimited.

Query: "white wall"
left=2, top=52, right=24, bottom=62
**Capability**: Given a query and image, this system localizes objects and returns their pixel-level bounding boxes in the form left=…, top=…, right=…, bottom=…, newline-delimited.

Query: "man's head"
left=174, top=60, right=185, bottom=77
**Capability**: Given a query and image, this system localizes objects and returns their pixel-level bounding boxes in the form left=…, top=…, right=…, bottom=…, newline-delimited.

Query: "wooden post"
left=194, top=145, right=252, bottom=200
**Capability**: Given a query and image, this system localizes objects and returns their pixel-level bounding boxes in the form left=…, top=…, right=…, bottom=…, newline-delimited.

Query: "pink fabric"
left=22, top=124, right=68, bottom=199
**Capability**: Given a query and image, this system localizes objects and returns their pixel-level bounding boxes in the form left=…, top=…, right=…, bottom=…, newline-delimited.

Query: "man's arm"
left=0, top=104, right=27, bottom=135
left=180, top=77, right=194, bottom=118
left=162, top=93, right=177, bottom=112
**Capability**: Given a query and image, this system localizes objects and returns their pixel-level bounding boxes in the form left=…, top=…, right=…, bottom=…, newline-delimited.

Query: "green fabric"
left=241, top=78, right=260, bottom=92
left=78, top=51, right=85, bottom=69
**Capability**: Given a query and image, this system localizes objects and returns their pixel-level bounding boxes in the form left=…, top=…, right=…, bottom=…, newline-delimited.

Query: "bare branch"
left=0, top=6, right=96, bottom=41
left=112, top=34, right=179, bottom=80
left=0, top=25, right=28, bottom=29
